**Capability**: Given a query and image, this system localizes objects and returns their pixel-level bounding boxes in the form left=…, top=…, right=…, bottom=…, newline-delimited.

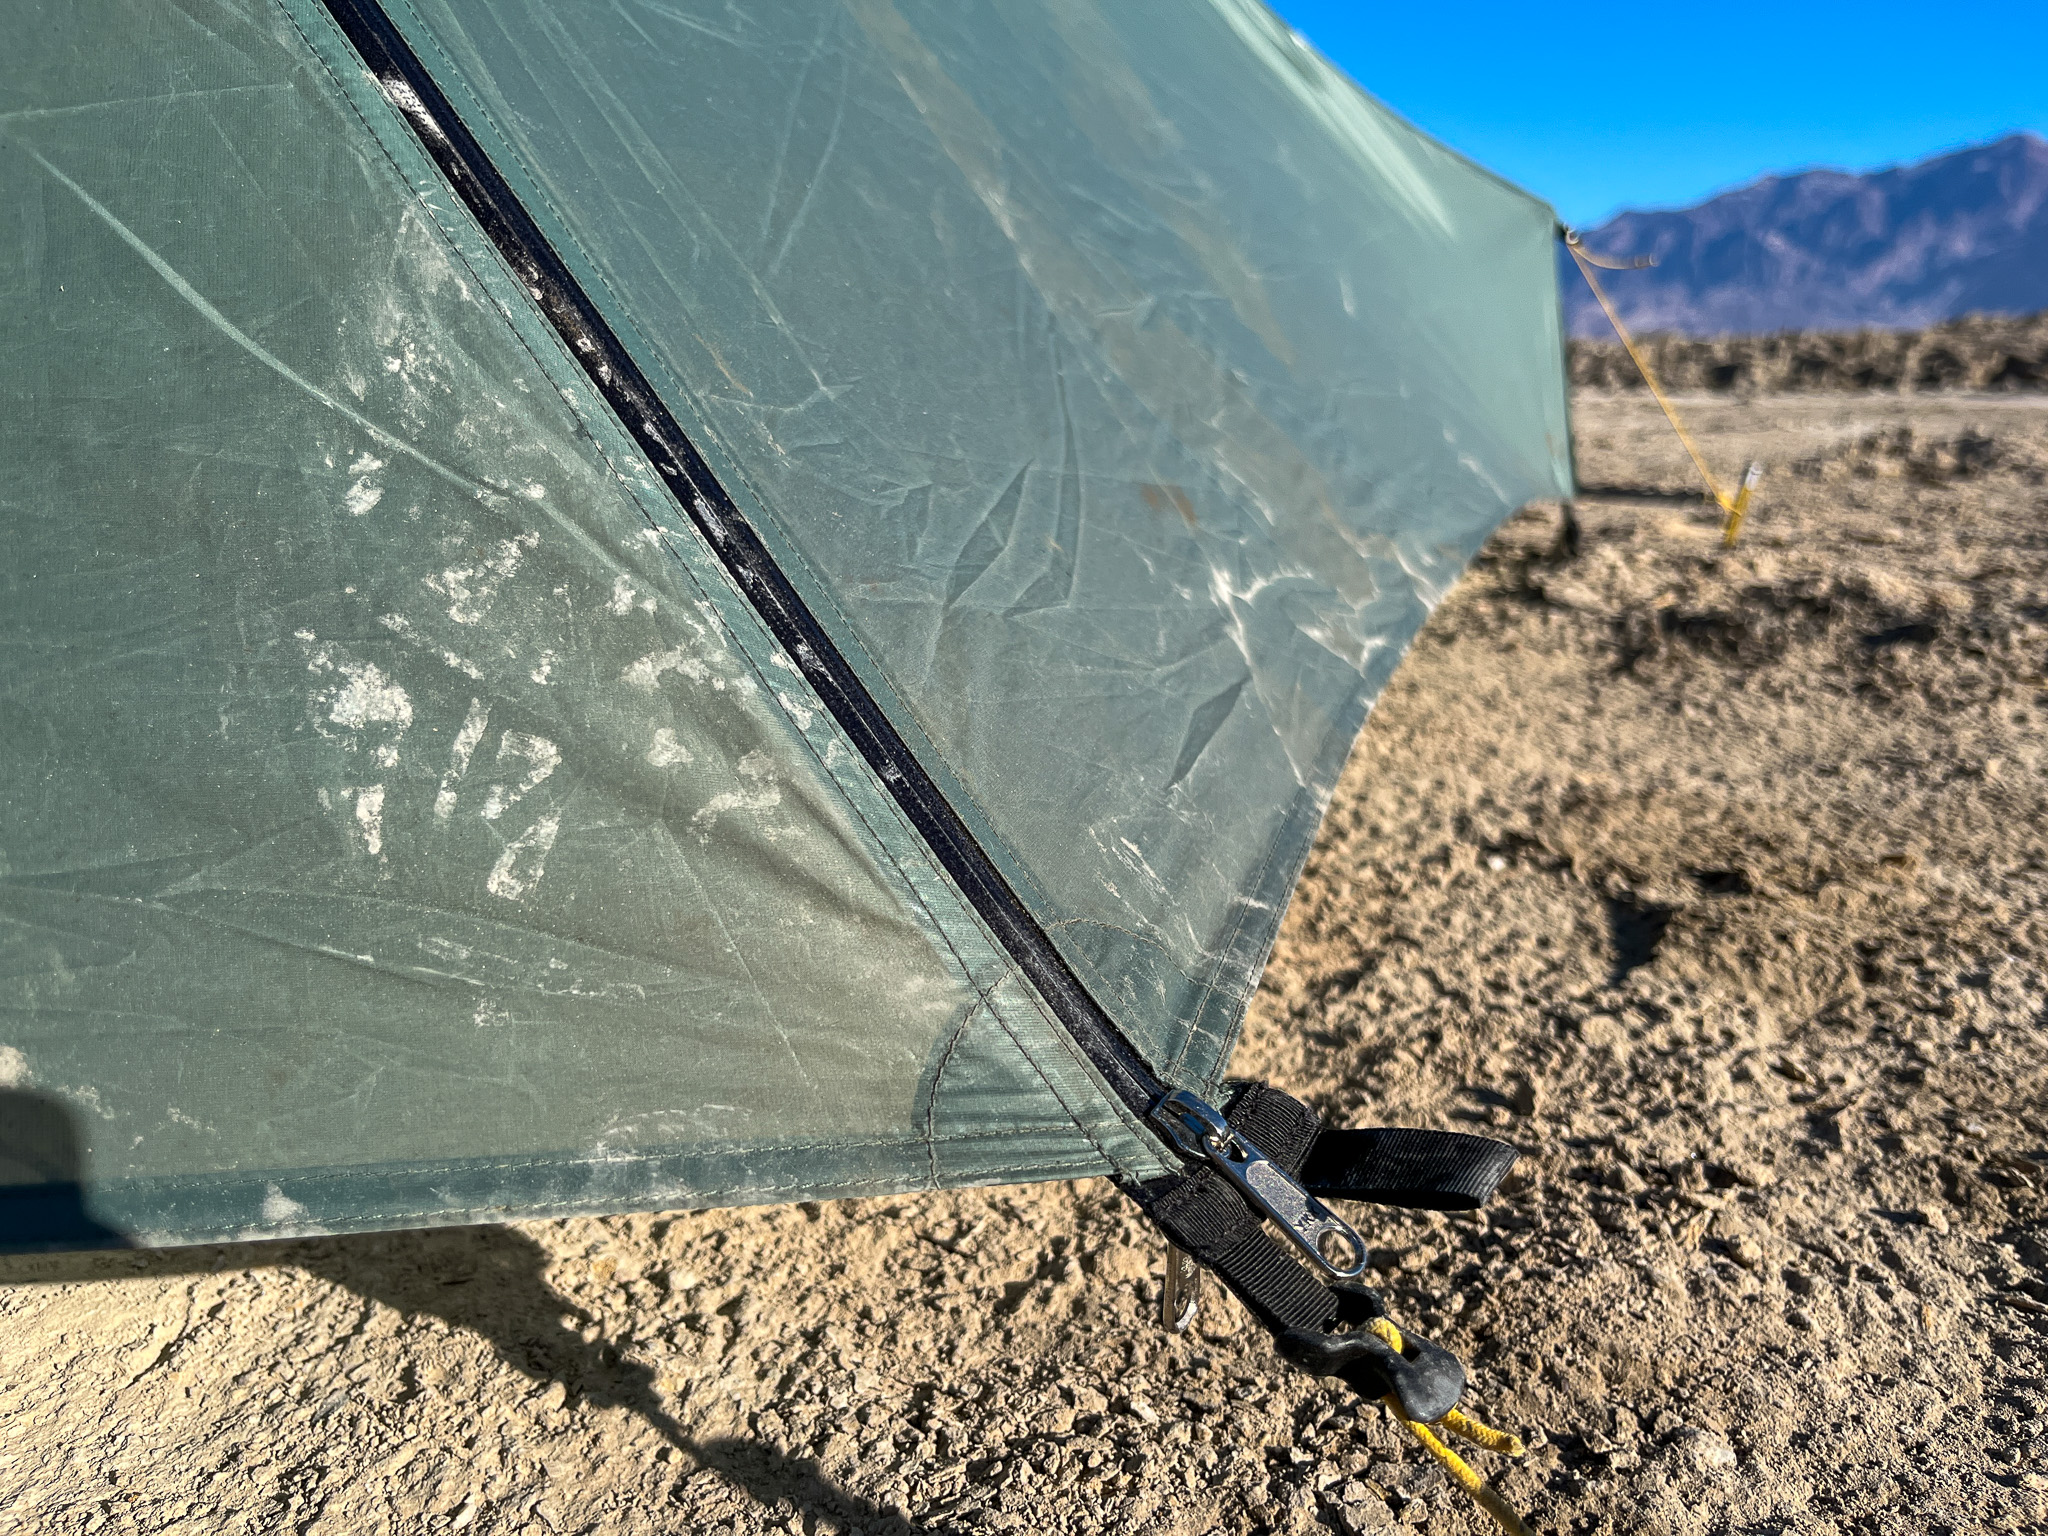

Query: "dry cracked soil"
left=4, top=390, right=2047, bottom=1536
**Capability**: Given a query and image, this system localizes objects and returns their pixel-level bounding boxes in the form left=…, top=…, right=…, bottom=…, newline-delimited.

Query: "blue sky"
left=1271, top=1, right=2048, bottom=227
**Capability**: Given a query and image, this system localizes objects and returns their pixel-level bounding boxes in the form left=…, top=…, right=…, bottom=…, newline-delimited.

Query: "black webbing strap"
left=1299, top=1127, right=1520, bottom=1212
left=1218, top=1081, right=1322, bottom=1172
left=1134, top=1084, right=1518, bottom=1336
left=1222, top=1082, right=1519, bottom=1213
left=1142, top=1164, right=1339, bottom=1332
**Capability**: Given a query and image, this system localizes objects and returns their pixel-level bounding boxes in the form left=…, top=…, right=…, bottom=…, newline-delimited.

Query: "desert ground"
left=4, top=383, right=2046, bottom=1536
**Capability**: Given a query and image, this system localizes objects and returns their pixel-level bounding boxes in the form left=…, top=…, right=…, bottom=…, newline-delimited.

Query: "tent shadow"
left=0, top=1089, right=134, bottom=1250
left=697, top=1437, right=935, bottom=1536
left=0, top=1210, right=934, bottom=1534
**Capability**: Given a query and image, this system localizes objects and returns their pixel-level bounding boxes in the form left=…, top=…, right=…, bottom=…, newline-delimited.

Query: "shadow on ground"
left=0, top=1218, right=931, bottom=1535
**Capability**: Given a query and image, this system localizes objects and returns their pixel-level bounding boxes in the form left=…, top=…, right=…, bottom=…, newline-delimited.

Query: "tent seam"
left=293, top=0, right=1151, bottom=1181
left=104, top=1154, right=1118, bottom=1236
left=919, top=998, right=985, bottom=1187
left=368, top=0, right=1165, bottom=1072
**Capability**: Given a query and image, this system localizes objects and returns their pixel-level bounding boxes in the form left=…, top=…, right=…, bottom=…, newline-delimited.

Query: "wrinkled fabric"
left=381, top=0, right=1574, bottom=1084
left=0, top=0, right=1162, bottom=1249
left=0, top=0, right=1570, bottom=1250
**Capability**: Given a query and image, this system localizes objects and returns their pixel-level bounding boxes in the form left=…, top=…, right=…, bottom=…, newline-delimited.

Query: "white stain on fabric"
left=622, top=647, right=708, bottom=691
left=262, top=1184, right=310, bottom=1224
left=300, top=632, right=415, bottom=767
left=351, top=785, right=386, bottom=857
left=690, top=750, right=781, bottom=835
left=344, top=453, right=387, bottom=517
left=646, top=728, right=693, bottom=768
left=474, top=997, right=511, bottom=1027
left=376, top=612, right=483, bottom=680
left=435, top=699, right=490, bottom=820
left=424, top=531, right=538, bottom=625
left=1115, top=835, right=1168, bottom=895
left=481, top=733, right=560, bottom=821
left=328, top=663, right=413, bottom=767
left=487, top=815, right=562, bottom=901
left=529, top=650, right=556, bottom=685
left=328, top=662, right=412, bottom=733
left=0, top=1045, right=30, bottom=1088
left=608, top=575, right=658, bottom=616
left=64, top=1083, right=112, bottom=1119
left=775, top=691, right=815, bottom=730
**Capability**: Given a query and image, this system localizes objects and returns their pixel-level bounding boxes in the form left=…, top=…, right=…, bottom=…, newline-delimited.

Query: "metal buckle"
left=1149, top=1089, right=1368, bottom=1283
left=1161, top=1244, right=1201, bottom=1333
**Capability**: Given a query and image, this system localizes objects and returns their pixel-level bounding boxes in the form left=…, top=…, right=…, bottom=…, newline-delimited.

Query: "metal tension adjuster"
left=1149, top=1090, right=1368, bottom=1282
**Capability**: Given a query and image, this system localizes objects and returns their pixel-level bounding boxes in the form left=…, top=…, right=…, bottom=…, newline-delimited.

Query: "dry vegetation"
left=1571, top=312, right=2048, bottom=396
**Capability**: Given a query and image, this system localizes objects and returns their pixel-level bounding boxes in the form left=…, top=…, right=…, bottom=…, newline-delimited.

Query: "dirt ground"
left=5, top=391, right=2047, bottom=1536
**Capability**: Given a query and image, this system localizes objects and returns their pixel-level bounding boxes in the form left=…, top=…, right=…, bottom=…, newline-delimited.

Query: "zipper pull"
left=1149, top=1089, right=1367, bottom=1282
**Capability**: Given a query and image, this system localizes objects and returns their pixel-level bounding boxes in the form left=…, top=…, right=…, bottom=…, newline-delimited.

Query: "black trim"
left=316, top=0, right=1164, bottom=1123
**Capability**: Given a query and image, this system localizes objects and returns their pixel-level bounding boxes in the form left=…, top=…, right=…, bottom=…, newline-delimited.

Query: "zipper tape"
left=314, top=0, right=1168, bottom=1124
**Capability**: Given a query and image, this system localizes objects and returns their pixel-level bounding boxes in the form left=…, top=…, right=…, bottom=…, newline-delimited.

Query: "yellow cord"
left=1441, top=1408, right=1527, bottom=1457
left=1368, top=1318, right=1536, bottom=1536
left=1565, top=238, right=1760, bottom=547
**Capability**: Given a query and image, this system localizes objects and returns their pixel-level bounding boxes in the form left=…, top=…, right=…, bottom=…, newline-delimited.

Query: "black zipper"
left=316, top=0, right=1169, bottom=1128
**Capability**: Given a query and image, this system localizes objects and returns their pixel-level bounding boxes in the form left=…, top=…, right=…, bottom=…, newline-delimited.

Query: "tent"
left=2, top=0, right=1569, bottom=1417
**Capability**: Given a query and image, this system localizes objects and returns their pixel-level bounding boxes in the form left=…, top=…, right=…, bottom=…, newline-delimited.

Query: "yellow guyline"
left=1367, top=1318, right=1536, bottom=1536
left=1565, top=232, right=1763, bottom=547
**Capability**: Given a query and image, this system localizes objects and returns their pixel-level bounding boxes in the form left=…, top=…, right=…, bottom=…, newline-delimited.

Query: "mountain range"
left=1561, top=132, right=2048, bottom=337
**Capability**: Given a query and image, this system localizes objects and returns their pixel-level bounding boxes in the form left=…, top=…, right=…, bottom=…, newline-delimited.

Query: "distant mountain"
left=1562, top=133, right=2048, bottom=337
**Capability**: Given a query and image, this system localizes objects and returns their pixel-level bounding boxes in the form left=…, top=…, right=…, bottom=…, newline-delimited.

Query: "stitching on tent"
left=153, top=1152, right=1117, bottom=1234
left=919, top=997, right=987, bottom=1188
left=122, top=1130, right=1107, bottom=1203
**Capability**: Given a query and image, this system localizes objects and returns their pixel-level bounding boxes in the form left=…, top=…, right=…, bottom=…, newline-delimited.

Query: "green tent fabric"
left=0, top=0, right=1570, bottom=1250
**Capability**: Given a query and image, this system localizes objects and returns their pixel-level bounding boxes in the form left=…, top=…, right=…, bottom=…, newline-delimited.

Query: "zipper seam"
left=313, top=0, right=1170, bottom=1129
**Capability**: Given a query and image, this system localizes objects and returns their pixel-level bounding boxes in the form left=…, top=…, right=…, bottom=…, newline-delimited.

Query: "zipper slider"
left=1149, top=1090, right=1368, bottom=1282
